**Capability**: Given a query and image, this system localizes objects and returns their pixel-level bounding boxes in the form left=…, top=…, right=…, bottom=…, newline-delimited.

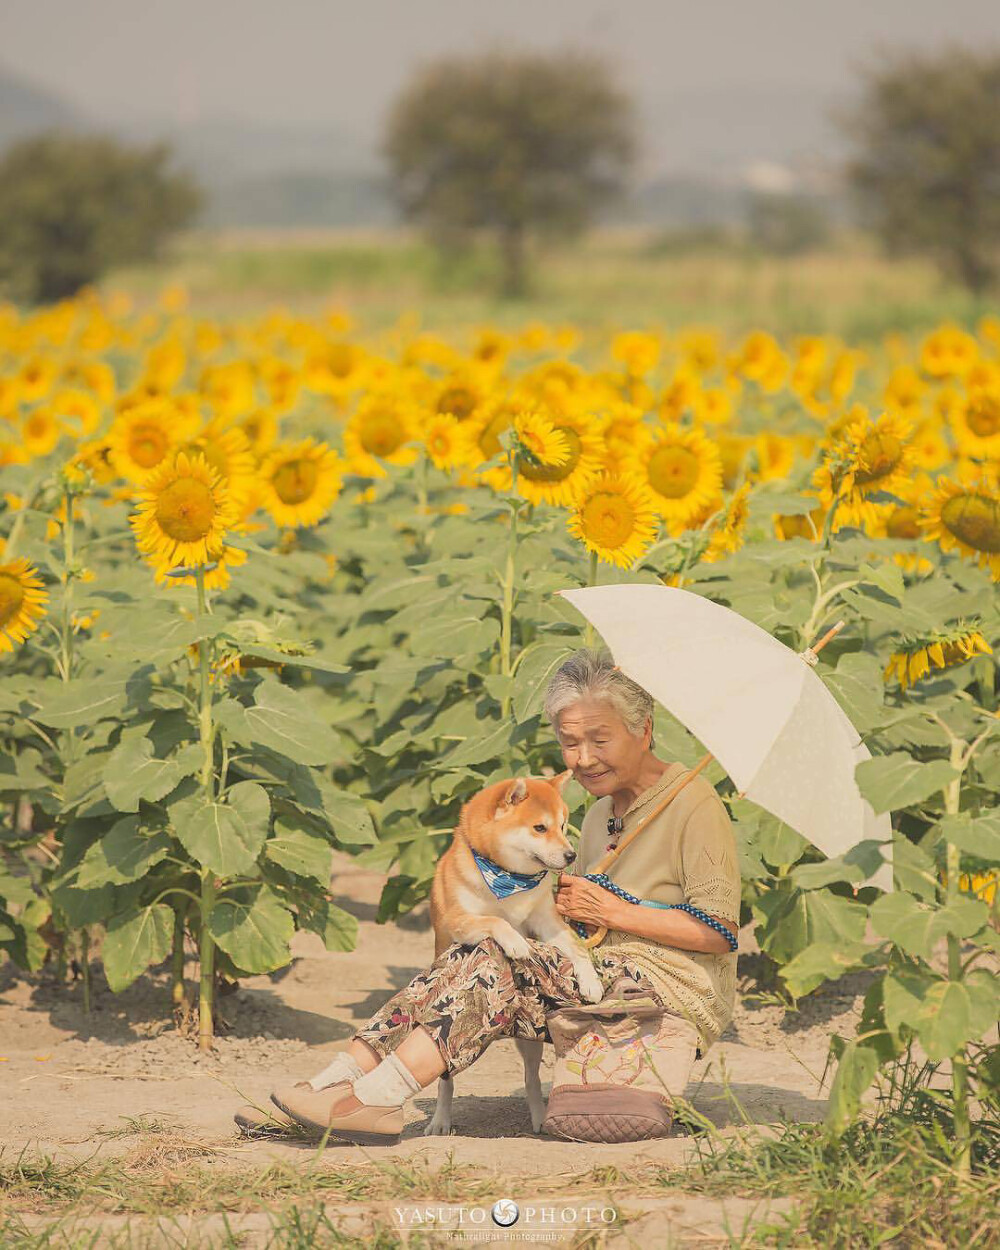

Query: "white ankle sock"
left=351, top=1052, right=423, bottom=1107
left=307, top=1052, right=366, bottom=1091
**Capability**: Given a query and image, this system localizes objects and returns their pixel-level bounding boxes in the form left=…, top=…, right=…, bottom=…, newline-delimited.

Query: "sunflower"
left=175, top=422, right=258, bottom=507
left=237, top=407, right=280, bottom=456
left=434, top=373, right=484, bottom=422
left=950, top=386, right=1000, bottom=459
left=918, top=474, right=1000, bottom=580
left=467, top=396, right=519, bottom=466
left=625, top=424, right=723, bottom=534
left=259, top=438, right=344, bottom=529
left=812, top=409, right=915, bottom=530
left=343, top=394, right=419, bottom=478
left=611, top=331, right=661, bottom=377
left=703, top=483, right=752, bottom=563
left=17, top=357, right=55, bottom=403
left=866, top=472, right=937, bottom=574
left=108, top=401, right=192, bottom=482
left=21, top=406, right=62, bottom=458
left=750, top=432, right=797, bottom=483
left=567, top=473, right=660, bottom=569
left=199, top=360, right=256, bottom=418
left=910, top=417, right=952, bottom=471
left=0, top=558, right=48, bottom=653
left=51, top=388, right=101, bottom=437
left=130, top=451, right=238, bottom=571
left=512, top=412, right=605, bottom=508
left=513, top=410, right=570, bottom=468
left=773, top=502, right=826, bottom=542
left=920, top=325, right=979, bottom=379
left=883, top=623, right=993, bottom=690
left=422, top=413, right=474, bottom=472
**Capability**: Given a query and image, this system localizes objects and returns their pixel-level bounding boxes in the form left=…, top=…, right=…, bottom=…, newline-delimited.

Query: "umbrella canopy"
left=559, top=583, right=892, bottom=891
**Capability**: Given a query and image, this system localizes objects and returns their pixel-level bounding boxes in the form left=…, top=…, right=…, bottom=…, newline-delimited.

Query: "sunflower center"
left=886, top=505, right=920, bottom=540
left=429, top=434, right=450, bottom=456
left=966, top=395, right=1000, bottom=438
left=647, top=445, right=700, bottom=499
left=941, top=492, right=1000, bottom=553
left=26, top=414, right=50, bottom=439
left=155, top=479, right=217, bottom=542
left=0, top=573, right=25, bottom=627
left=854, top=432, right=902, bottom=485
left=272, top=459, right=319, bottom=505
left=437, top=387, right=477, bottom=420
left=360, top=411, right=406, bottom=458
left=581, top=493, right=636, bottom=548
left=520, top=427, right=581, bottom=482
left=130, top=422, right=171, bottom=469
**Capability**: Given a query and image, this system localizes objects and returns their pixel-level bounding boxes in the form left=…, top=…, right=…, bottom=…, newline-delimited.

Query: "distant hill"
left=0, top=63, right=87, bottom=148
left=0, top=66, right=846, bottom=230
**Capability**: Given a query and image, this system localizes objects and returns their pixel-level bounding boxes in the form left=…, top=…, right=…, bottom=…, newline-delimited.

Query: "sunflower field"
left=0, top=291, right=998, bottom=1166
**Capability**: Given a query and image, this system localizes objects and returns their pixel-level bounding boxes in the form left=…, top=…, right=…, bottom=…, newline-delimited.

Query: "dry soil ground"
left=0, top=853, right=872, bottom=1247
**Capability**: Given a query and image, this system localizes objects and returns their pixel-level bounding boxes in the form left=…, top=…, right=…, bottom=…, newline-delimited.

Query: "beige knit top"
left=573, top=761, right=741, bottom=1050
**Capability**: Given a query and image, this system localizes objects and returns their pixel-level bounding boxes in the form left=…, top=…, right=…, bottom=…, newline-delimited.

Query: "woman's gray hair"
left=543, top=648, right=655, bottom=748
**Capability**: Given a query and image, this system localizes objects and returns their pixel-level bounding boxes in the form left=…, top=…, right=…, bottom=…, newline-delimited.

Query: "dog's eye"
left=532, top=823, right=547, bottom=833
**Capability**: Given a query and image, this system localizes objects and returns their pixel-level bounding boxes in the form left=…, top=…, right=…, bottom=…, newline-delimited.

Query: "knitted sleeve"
left=678, top=793, right=742, bottom=923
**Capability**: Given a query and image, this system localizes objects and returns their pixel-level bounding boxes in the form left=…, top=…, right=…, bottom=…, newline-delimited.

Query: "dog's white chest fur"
left=455, top=880, right=543, bottom=929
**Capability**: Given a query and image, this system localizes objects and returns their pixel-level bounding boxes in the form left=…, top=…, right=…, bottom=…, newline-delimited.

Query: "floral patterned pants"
left=352, top=937, right=664, bottom=1076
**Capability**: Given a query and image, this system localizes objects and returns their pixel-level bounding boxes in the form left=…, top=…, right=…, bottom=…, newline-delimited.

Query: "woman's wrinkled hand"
left=555, top=873, right=625, bottom=930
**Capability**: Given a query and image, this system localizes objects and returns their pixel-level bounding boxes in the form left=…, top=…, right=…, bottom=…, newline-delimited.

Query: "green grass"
left=107, top=227, right=992, bottom=345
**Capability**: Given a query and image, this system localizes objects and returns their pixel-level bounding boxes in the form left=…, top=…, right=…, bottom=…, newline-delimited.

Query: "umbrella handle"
left=800, top=619, right=845, bottom=666
left=575, top=752, right=715, bottom=951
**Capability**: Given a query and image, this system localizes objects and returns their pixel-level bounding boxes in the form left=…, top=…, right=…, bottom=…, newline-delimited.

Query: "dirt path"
left=1, top=854, right=866, bottom=1244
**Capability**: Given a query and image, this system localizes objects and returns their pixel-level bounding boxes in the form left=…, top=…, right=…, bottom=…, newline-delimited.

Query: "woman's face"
left=555, top=697, right=650, bottom=797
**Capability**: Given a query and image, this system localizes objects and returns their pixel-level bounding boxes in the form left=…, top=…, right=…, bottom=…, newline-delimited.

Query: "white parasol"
left=558, top=583, right=892, bottom=893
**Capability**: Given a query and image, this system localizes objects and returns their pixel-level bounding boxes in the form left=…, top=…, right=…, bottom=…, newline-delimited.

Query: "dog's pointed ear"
left=496, top=777, right=528, bottom=815
left=550, top=769, right=573, bottom=793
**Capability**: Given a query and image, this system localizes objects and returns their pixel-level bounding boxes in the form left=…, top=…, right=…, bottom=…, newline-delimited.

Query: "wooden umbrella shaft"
left=579, top=750, right=714, bottom=948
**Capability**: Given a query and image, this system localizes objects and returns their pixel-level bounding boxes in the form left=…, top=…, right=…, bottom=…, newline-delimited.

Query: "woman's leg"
left=354, top=935, right=595, bottom=1076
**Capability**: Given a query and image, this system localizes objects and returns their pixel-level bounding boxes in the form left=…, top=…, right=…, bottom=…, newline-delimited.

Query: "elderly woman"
left=236, top=648, right=740, bottom=1143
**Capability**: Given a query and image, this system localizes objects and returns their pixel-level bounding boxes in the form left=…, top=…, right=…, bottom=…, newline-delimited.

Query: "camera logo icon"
left=491, top=1198, right=520, bottom=1227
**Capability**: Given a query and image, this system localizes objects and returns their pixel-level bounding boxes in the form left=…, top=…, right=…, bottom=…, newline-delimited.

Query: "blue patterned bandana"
left=471, top=849, right=548, bottom=900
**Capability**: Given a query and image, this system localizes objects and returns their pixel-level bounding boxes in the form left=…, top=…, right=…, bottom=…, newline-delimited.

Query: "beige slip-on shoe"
left=236, top=1079, right=350, bottom=1139
left=271, top=1083, right=404, bottom=1146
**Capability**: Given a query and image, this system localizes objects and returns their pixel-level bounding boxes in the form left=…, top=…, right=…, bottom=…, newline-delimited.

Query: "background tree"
left=383, top=49, right=637, bottom=298
left=746, top=191, right=832, bottom=257
left=841, top=48, right=1000, bottom=296
left=0, top=133, right=202, bottom=304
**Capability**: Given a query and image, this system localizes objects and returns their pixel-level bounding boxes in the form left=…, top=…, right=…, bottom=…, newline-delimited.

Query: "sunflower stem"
left=943, top=738, right=971, bottom=1181
left=80, top=925, right=91, bottom=1014
left=194, top=565, right=217, bottom=1052
left=171, top=901, right=188, bottom=1010
left=499, top=450, right=520, bottom=727
left=584, top=549, right=598, bottom=647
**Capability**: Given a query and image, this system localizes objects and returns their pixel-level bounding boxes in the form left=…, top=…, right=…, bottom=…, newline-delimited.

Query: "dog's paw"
left=423, top=1113, right=453, bottom=1136
left=497, top=931, right=532, bottom=961
left=577, top=966, right=605, bottom=1003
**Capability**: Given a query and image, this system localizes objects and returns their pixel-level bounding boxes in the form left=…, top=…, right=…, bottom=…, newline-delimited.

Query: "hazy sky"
left=5, top=0, right=1000, bottom=122
left=3, top=0, right=1000, bottom=176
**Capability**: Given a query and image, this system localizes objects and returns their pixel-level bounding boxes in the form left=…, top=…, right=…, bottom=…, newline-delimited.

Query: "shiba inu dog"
left=424, top=770, right=604, bottom=1136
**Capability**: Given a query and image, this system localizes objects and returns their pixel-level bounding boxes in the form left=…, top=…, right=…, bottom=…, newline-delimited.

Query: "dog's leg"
left=515, top=1038, right=546, bottom=1133
left=423, top=1071, right=454, bottom=1136
left=529, top=907, right=605, bottom=1003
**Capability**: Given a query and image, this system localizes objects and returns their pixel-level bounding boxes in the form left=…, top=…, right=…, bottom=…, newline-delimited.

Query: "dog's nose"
left=562, top=849, right=577, bottom=865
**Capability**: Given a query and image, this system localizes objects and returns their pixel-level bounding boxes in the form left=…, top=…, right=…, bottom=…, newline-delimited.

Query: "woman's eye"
left=533, top=823, right=547, bottom=832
